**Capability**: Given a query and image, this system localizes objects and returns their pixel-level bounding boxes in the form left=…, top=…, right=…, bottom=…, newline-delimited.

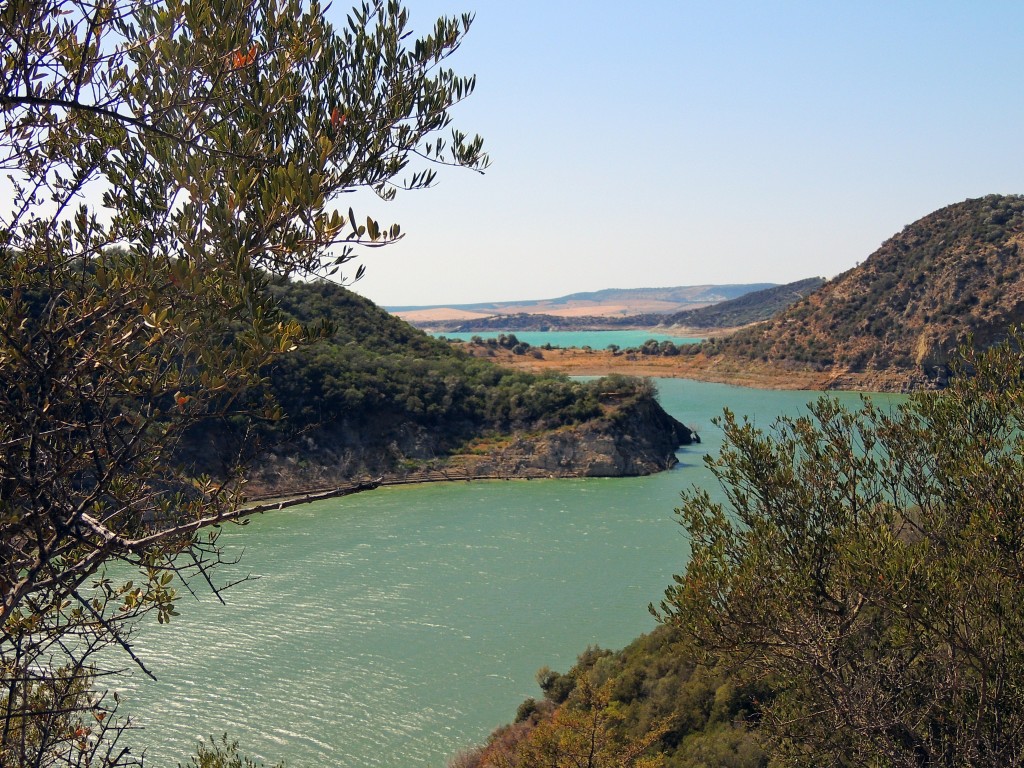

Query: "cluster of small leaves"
left=177, top=734, right=283, bottom=768
left=1, top=0, right=486, bottom=764
left=463, top=673, right=668, bottom=768
left=0, top=663, right=135, bottom=768
left=656, top=330, right=1024, bottom=767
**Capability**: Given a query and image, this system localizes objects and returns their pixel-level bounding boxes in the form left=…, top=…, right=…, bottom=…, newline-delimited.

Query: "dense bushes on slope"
left=455, top=625, right=768, bottom=768
left=264, top=280, right=610, bottom=434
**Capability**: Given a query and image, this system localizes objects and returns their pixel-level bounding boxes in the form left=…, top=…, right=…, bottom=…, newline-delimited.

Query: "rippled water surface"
left=120, top=380, right=894, bottom=766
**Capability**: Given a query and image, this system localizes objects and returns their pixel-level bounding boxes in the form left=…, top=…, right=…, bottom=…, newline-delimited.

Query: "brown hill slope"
left=707, top=194, right=1024, bottom=389
left=659, top=277, right=826, bottom=329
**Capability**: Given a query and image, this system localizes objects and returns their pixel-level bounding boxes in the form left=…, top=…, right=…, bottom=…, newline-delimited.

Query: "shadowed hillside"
left=705, top=195, right=1024, bottom=388
left=659, top=277, right=826, bottom=329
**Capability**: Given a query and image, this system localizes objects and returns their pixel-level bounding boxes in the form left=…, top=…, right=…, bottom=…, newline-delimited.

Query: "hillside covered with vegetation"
left=267, top=280, right=601, bottom=431
left=453, top=624, right=766, bottom=768
left=183, top=278, right=694, bottom=494
left=704, top=195, right=1024, bottom=387
left=461, top=332, right=1024, bottom=768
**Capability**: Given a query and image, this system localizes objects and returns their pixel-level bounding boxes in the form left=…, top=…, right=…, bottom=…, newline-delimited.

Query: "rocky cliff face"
left=448, top=396, right=695, bottom=479
left=242, top=395, right=695, bottom=497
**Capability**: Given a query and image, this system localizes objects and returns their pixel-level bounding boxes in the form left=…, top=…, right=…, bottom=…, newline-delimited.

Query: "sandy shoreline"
left=460, top=345, right=921, bottom=393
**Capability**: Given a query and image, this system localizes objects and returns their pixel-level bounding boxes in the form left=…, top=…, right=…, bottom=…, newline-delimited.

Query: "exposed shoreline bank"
left=462, top=344, right=928, bottom=393
left=240, top=465, right=616, bottom=508
left=236, top=354, right=915, bottom=511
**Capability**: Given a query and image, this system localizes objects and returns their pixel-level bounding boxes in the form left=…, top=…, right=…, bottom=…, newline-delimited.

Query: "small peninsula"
left=178, top=278, right=696, bottom=499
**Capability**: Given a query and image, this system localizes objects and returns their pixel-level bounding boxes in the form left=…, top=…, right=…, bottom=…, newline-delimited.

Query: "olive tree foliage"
left=177, top=735, right=282, bottom=768
left=0, top=0, right=487, bottom=764
left=656, top=334, right=1024, bottom=768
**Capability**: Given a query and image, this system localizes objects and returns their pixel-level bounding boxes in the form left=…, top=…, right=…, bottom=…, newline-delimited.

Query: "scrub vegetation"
left=0, top=0, right=489, bottom=763
left=472, top=332, right=1024, bottom=768
left=705, top=195, right=1024, bottom=385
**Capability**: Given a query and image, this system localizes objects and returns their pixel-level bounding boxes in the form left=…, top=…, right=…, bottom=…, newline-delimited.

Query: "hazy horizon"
left=381, top=280, right=787, bottom=310
left=339, top=1, right=1024, bottom=307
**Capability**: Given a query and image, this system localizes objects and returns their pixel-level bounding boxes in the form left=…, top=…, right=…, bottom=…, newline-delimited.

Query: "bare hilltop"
left=705, top=194, right=1024, bottom=390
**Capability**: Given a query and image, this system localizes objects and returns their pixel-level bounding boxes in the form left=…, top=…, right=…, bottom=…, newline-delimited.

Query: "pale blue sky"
left=344, top=2, right=1024, bottom=306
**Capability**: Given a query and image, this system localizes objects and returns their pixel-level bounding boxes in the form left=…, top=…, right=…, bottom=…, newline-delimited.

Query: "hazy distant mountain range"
left=394, top=279, right=825, bottom=333
left=389, top=284, right=775, bottom=325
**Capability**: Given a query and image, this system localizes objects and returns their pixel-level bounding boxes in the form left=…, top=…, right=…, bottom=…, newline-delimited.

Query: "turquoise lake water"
left=118, top=380, right=896, bottom=767
left=436, top=330, right=703, bottom=349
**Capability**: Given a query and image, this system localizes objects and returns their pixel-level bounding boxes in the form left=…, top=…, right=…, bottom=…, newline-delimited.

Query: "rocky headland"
left=240, top=393, right=696, bottom=499
left=166, top=279, right=701, bottom=501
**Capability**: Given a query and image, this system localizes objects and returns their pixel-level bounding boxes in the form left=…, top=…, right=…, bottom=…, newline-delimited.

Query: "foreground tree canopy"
left=657, top=333, right=1024, bottom=768
left=0, top=0, right=486, bottom=764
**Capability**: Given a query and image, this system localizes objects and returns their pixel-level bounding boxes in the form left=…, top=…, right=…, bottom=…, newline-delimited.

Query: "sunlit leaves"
left=1, top=0, right=486, bottom=764
left=658, top=332, right=1024, bottom=767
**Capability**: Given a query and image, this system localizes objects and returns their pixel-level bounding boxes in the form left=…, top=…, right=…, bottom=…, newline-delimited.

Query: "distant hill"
left=659, top=277, right=826, bottom=329
left=408, top=281, right=819, bottom=333
left=421, top=311, right=671, bottom=333
left=416, top=278, right=822, bottom=334
left=708, top=195, right=1024, bottom=386
left=516, top=284, right=775, bottom=307
left=391, top=284, right=775, bottom=325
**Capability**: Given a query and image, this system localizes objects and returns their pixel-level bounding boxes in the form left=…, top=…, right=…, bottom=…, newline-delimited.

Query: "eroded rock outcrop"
left=447, top=396, right=695, bottom=479
left=242, top=394, right=695, bottom=498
